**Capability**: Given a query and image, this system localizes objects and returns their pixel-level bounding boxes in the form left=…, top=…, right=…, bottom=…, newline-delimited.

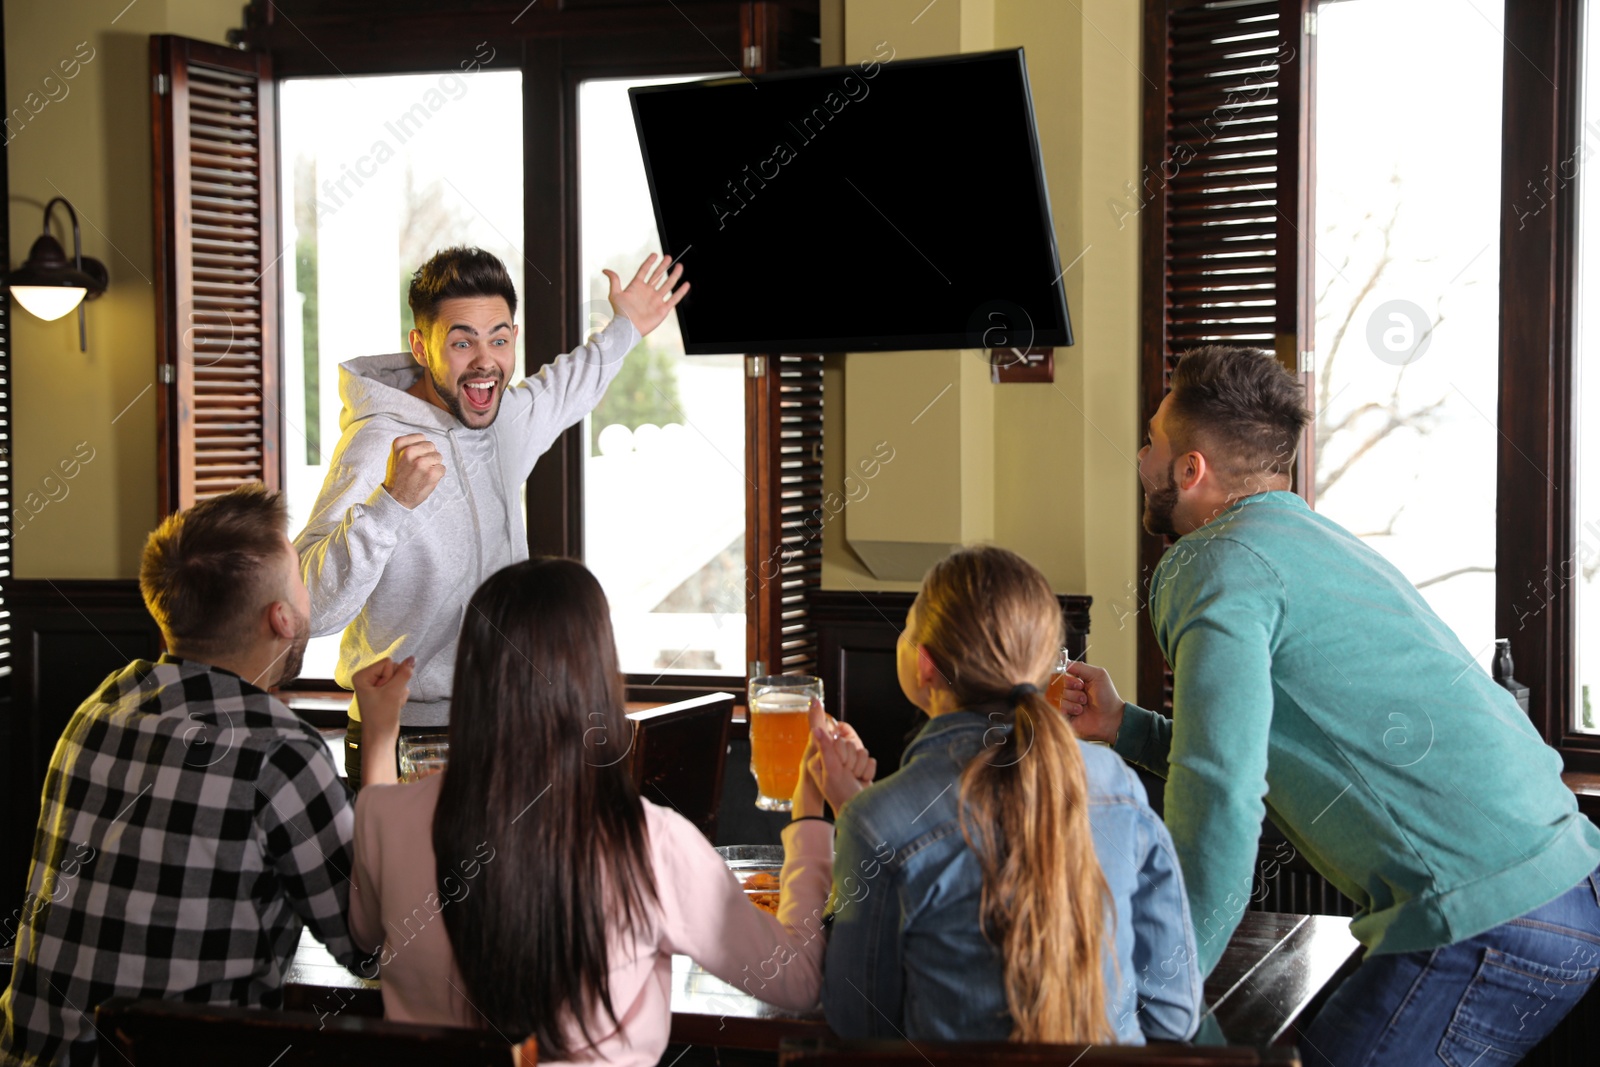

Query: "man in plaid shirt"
left=0, top=485, right=394, bottom=1066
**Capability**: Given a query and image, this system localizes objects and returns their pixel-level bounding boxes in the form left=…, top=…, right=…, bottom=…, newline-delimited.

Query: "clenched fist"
left=384, top=433, right=446, bottom=509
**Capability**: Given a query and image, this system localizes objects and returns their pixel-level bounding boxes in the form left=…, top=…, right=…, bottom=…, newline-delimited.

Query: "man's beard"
left=1142, top=460, right=1180, bottom=537
left=277, top=608, right=311, bottom=687
left=432, top=365, right=504, bottom=428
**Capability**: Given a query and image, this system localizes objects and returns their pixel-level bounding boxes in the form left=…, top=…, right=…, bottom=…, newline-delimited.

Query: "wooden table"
left=285, top=910, right=1360, bottom=1050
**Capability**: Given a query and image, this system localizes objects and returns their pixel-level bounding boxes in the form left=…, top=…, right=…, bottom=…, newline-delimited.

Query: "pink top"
left=348, top=773, right=834, bottom=1066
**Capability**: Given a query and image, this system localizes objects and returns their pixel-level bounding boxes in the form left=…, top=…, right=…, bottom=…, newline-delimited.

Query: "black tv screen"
left=630, top=48, right=1072, bottom=355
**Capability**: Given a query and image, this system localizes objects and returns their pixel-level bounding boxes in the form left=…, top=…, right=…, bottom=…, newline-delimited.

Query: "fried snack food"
left=741, top=871, right=782, bottom=915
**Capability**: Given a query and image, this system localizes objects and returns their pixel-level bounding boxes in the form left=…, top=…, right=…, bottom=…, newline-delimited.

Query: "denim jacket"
left=821, top=711, right=1203, bottom=1043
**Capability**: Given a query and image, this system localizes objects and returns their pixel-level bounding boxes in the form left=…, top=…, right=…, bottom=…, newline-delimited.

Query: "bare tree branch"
left=1415, top=565, right=1495, bottom=590
left=1315, top=394, right=1448, bottom=498
left=1319, top=204, right=1397, bottom=415
left=1350, top=507, right=1406, bottom=540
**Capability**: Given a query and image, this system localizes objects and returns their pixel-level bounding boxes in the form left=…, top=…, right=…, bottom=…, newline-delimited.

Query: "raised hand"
left=1062, top=661, right=1126, bottom=745
left=352, top=656, right=415, bottom=787
left=383, top=434, right=445, bottom=510
left=603, top=253, right=689, bottom=337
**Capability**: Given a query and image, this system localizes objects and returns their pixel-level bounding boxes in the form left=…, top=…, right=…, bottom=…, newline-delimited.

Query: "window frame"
left=1498, top=0, right=1596, bottom=770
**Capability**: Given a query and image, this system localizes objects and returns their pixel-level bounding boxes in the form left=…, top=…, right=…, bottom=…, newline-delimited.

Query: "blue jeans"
left=1300, top=866, right=1600, bottom=1066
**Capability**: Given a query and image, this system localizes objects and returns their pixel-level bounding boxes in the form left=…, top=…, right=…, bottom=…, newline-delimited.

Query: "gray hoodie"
left=293, top=316, right=639, bottom=725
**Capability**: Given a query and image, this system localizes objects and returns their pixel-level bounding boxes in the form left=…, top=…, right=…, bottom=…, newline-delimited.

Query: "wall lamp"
left=7, top=196, right=109, bottom=352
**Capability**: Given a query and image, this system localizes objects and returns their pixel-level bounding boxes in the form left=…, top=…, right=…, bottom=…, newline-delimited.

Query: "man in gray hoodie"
left=294, top=246, right=687, bottom=786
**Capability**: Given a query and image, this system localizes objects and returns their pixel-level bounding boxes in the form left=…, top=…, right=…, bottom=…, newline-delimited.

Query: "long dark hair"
left=910, top=546, right=1113, bottom=1042
left=433, top=558, right=657, bottom=1056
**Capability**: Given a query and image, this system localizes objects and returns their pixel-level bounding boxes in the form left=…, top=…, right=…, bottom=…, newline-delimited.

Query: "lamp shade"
left=10, top=285, right=88, bottom=321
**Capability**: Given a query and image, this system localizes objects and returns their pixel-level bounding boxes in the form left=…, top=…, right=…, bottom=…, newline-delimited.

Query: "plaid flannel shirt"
left=1, top=655, right=363, bottom=1067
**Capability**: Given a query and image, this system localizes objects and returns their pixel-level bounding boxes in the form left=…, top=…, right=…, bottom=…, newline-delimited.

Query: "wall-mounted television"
left=630, top=48, right=1072, bottom=355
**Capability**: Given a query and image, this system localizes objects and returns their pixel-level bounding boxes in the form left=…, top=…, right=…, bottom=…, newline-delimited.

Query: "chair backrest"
left=778, top=1037, right=1300, bottom=1067
left=97, top=996, right=531, bottom=1066
left=627, top=692, right=734, bottom=839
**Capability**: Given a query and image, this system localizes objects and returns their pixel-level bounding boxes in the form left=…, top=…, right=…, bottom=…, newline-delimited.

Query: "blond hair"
left=911, top=545, right=1114, bottom=1043
left=139, top=483, right=289, bottom=656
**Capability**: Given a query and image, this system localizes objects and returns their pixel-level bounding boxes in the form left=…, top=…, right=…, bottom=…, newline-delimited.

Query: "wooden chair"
left=627, top=692, right=735, bottom=840
left=778, top=1037, right=1301, bottom=1066
left=96, top=996, right=535, bottom=1066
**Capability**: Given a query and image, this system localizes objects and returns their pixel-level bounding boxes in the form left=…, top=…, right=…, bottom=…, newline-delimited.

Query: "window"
left=277, top=70, right=525, bottom=682
left=576, top=75, right=745, bottom=678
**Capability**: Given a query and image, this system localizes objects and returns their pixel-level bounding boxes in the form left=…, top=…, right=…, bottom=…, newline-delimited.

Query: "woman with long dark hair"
left=347, top=558, right=868, bottom=1064
left=821, top=545, right=1202, bottom=1043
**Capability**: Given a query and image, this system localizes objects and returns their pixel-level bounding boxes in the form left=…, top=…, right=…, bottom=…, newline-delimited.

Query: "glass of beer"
left=1045, top=648, right=1073, bottom=711
left=747, top=675, right=822, bottom=812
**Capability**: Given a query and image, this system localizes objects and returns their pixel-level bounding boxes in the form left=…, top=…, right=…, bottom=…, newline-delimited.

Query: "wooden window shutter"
left=741, top=5, right=825, bottom=680
left=151, top=36, right=280, bottom=514
left=746, top=354, right=824, bottom=677
left=1136, top=0, right=1314, bottom=711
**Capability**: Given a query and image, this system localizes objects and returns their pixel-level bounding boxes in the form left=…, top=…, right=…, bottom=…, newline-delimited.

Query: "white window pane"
left=1312, top=0, right=1501, bottom=675
left=578, top=75, right=745, bottom=677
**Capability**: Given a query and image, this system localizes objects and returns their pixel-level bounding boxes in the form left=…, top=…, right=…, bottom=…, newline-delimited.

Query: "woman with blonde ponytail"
left=821, top=546, right=1201, bottom=1044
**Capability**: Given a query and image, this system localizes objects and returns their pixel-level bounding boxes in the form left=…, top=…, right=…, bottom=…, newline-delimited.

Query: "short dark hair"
left=1166, top=345, right=1311, bottom=485
left=140, top=484, right=289, bottom=655
left=408, top=247, right=518, bottom=331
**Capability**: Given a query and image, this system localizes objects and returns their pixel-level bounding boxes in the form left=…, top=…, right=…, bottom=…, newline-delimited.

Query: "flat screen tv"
left=630, top=48, right=1072, bottom=355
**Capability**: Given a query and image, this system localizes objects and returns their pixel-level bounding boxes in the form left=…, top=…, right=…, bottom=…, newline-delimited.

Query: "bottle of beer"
left=1492, top=639, right=1531, bottom=716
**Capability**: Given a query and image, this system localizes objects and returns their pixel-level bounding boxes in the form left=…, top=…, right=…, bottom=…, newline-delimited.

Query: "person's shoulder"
left=1079, top=742, right=1150, bottom=805
left=638, top=799, right=729, bottom=895
left=838, top=762, right=957, bottom=852
left=1155, top=515, right=1286, bottom=600
left=639, top=797, right=711, bottom=852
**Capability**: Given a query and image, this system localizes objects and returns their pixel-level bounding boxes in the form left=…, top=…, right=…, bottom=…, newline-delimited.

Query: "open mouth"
left=461, top=378, right=498, bottom=413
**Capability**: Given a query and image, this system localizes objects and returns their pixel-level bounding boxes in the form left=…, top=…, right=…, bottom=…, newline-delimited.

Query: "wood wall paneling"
left=3, top=581, right=160, bottom=921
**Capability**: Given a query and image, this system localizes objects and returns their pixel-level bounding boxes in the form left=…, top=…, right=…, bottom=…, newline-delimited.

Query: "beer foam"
left=751, top=692, right=811, bottom=714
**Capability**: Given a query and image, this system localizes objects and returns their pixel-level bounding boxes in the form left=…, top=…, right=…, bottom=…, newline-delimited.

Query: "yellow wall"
left=822, top=0, right=1143, bottom=685
left=6, top=0, right=241, bottom=579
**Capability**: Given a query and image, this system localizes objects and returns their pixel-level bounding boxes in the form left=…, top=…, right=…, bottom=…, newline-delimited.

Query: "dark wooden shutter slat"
left=152, top=36, right=280, bottom=512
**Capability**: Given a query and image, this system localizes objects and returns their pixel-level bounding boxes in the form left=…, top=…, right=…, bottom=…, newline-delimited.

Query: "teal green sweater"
left=1116, top=491, right=1600, bottom=976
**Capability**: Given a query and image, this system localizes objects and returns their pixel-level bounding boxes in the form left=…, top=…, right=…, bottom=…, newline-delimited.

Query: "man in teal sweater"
left=1064, top=345, right=1600, bottom=1066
